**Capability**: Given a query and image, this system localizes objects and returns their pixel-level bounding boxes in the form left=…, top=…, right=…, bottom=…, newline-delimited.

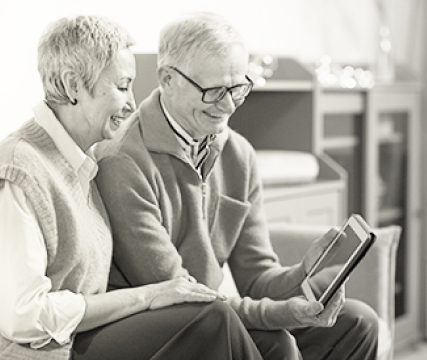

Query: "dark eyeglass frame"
left=170, top=66, right=253, bottom=104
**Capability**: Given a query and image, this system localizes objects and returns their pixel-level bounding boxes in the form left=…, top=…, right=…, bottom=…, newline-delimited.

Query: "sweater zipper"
left=176, top=151, right=213, bottom=221
left=201, top=181, right=207, bottom=220
left=199, top=151, right=218, bottom=221
left=181, top=157, right=207, bottom=220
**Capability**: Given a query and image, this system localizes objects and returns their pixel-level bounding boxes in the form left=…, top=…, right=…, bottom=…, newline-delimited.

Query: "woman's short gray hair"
left=158, top=12, right=247, bottom=72
left=38, top=15, right=135, bottom=104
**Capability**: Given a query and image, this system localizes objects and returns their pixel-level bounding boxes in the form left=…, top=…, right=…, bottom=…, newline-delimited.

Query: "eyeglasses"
left=170, top=66, right=253, bottom=104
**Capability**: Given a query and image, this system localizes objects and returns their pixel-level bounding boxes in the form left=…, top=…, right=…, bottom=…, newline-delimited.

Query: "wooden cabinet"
left=316, top=85, right=422, bottom=351
left=365, top=86, right=422, bottom=350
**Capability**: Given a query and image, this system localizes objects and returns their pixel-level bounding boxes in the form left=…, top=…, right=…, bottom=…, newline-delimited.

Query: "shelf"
left=322, top=137, right=360, bottom=149
left=378, top=132, right=404, bottom=144
left=319, top=91, right=365, bottom=114
left=263, top=178, right=344, bottom=197
left=254, top=80, right=313, bottom=92
left=249, top=57, right=315, bottom=93
left=378, top=207, right=404, bottom=223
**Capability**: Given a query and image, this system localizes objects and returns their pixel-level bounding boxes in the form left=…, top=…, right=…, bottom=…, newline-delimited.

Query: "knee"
left=198, top=301, right=240, bottom=332
left=250, top=330, right=300, bottom=360
left=203, top=300, right=236, bottom=320
left=339, top=299, right=379, bottom=342
left=268, top=331, right=300, bottom=359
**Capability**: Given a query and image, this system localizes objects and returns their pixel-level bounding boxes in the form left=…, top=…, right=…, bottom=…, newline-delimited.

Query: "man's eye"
left=206, top=88, right=226, bottom=99
left=209, top=88, right=224, bottom=95
left=119, top=86, right=128, bottom=91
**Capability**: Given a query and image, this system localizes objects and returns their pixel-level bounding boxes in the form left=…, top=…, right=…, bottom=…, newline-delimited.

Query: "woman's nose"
left=127, top=91, right=137, bottom=112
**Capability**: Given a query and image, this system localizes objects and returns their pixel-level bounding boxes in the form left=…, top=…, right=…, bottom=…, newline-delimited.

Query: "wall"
left=0, top=0, right=422, bottom=140
left=421, top=1, right=427, bottom=340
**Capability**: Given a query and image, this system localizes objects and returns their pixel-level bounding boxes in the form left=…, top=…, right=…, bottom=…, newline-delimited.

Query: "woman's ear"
left=158, top=67, right=174, bottom=94
left=61, top=69, right=80, bottom=104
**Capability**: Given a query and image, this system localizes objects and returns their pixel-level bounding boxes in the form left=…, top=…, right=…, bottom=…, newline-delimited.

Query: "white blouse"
left=0, top=102, right=98, bottom=348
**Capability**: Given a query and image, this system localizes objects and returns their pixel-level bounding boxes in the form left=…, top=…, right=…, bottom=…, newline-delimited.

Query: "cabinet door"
left=365, top=90, right=422, bottom=350
left=322, top=113, right=363, bottom=216
left=318, top=91, right=365, bottom=217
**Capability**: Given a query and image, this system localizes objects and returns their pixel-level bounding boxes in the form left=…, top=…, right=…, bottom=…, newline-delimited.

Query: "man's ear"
left=61, top=69, right=80, bottom=103
left=158, top=67, right=174, bottom=94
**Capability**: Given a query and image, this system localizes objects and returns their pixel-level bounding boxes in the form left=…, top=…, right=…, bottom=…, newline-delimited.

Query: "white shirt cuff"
left=31, top=292, right=86, bottom=349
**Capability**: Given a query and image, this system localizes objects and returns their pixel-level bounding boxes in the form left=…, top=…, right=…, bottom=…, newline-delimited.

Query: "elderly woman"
left=0, top=15, right=263, bottom=360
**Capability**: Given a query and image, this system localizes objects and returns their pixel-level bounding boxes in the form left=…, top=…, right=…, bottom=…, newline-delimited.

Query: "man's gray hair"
left=158, top=12, right=247, bottom=73
left=38, top=15, right=135, bottom=104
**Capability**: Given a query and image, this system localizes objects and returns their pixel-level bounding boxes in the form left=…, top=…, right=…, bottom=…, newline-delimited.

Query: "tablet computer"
left=301, top=214, right=376, bottom=306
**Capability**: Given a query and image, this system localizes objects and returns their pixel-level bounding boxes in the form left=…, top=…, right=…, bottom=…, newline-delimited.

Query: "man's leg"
left=249, top=329, right=302, bottom=360
left=73, top=301, right=263, bottom=360
left=290, top=299, right=379, bottom=360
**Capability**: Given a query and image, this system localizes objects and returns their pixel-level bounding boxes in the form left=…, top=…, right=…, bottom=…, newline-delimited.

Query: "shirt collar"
left=159, top=96, right=200, bottom=147
left=159, top=96, right=216, bottom=147
left=32, top=101, right=98, bottom=193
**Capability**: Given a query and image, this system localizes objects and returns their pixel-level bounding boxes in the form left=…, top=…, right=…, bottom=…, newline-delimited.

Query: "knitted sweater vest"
left=0, top=120, right=112, bottom=360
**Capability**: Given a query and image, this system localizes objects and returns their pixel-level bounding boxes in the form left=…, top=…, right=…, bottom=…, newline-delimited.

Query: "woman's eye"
left=118, top=86, right=128, bottom=92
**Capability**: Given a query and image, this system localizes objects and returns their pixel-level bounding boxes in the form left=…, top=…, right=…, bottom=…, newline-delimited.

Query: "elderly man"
left=96, top=12, right=378, bottom=360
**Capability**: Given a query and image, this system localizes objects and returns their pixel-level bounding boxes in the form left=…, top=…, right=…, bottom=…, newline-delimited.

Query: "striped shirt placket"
left=160, top=97, right=215, bottom=173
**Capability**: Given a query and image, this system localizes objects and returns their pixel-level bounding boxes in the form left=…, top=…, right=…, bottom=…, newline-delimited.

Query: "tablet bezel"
left=301, top=214, right=376, bottom=306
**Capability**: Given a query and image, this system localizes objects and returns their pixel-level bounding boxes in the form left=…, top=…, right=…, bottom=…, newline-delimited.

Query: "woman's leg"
left=73, top=301, right=262, bottom=360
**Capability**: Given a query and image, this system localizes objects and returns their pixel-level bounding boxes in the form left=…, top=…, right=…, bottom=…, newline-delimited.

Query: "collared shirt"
left=33, top=102, right=98, bottom=199
left=0, top=101, right=90, bottom=348
left=160, top=96, right=215, bottom=174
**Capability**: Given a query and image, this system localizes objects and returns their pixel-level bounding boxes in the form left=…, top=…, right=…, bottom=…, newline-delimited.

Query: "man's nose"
left=216, top=91, right=236, bottom=113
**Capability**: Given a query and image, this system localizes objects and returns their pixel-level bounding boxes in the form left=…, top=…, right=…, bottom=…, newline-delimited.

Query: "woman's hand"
left=144, top=278, right=227, bottom=310
left=77, top=278, right=226, bottom=333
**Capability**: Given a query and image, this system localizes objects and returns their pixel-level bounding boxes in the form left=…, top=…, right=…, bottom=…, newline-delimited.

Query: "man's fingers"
left=306, top=301, right=324, bottom=317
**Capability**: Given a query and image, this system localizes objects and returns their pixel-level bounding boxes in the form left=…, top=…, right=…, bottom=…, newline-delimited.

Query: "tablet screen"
left=307, top=224, right=365, bottom=301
